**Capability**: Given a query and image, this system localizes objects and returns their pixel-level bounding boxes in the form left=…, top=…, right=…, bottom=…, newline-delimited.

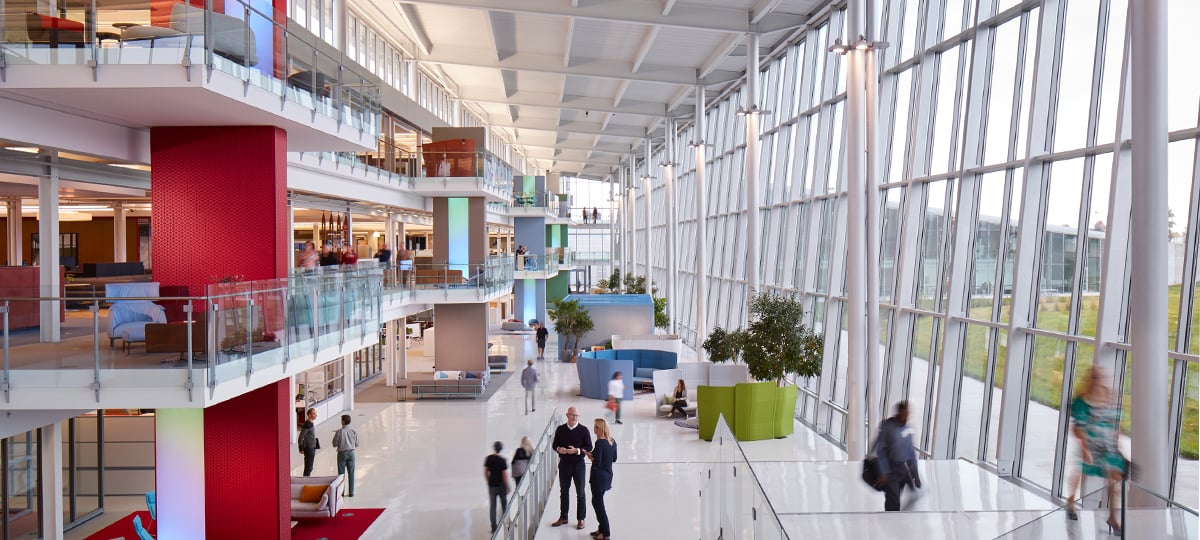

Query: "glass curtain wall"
left=639, top=0, right=1199, bottom=508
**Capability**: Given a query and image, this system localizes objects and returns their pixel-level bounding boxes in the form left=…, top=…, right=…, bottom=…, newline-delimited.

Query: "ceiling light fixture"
left=829, top=35, right=889, bottom=55
left=736, top=105, right=773, bottom=117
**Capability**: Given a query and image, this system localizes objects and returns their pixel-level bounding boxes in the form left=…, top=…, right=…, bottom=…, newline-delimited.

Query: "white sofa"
left=105, top=282, right=166, bottom=349
left=290, top=474, right=345, bottom=520
left=653, top=368, right=697, bottom=417
left=611, top=334, right=683, bottom=354
left=677, top=362, right=750, bottom=393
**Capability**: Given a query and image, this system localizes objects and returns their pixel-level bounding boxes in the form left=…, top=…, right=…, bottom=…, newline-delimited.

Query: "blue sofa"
left=576, top=349, right=678, bottom=400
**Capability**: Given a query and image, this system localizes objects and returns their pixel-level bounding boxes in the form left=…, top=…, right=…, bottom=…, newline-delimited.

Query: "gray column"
left=113, top=202, right=128, bottom=263
left=1129, top=0, right=1170, bottom=500
left=5, top=197, right=21, bottom=266
left=40, top=422, right=65, bottom=540
left=743, top=33, right=761, bottom=323
left=694, top=86, right=708, bottom=358
left=664, top=118, right=677, bottom=334
left=38, top=154, right=61, bottom=342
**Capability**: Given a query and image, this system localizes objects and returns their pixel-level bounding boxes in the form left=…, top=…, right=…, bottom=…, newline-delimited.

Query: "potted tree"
left=702, top=292, right=824, bottom=385
left=547, top=299, right=594, bottom=362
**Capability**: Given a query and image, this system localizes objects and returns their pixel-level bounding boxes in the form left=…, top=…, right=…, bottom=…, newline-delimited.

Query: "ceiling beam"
left=457, top=86, right=692, bottom=117
left=750, top=0, right=785, bottom=24
left=612, top=80, right=631, bottom=107
left=516, top=142, right=634, bottom=155
left=399, top=0, right=808, bottom=34
left=419, top=46, right=740, bottom=86
left=631, top=26, right=660, bottom=73
left=700, top=34, right=744, bottom=78
left=563, top=18, right=576, bottom=68
left=398, top=4, right=432, bottom=55
left=662, top=0, right=678, bottom=16
left=484, top=119, right=649, bottom=138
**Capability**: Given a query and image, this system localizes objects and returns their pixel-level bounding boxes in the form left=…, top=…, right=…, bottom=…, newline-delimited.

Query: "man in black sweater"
left=550, top=406, right=593, bottom=530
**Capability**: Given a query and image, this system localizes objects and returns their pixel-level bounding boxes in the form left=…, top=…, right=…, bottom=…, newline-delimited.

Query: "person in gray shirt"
left=521, top=359, right=539, bottom=415
left=332, top=414, right=359, bottom=497
left=874, top=401, right=921, bottom=511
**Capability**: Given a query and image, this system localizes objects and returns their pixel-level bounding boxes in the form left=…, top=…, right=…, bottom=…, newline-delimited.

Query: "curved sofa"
left=697, top=382, right=799, bottom=441
left=611, top=334, right=683, bottom=354
left=576, top=349, right=678, bottom=400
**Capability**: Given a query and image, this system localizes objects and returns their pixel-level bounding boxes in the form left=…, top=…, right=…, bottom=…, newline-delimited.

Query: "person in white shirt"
left=608, top=372, right=625, bottom=425
left=332, top=414, right=359, bottom=497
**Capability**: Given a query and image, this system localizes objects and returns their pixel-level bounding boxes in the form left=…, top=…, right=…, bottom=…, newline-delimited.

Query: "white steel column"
left=643, top=140, right=653, bottom=294
left=843, top=0, right=870, bottom=459
left=864, top=35, right=882, bottom=438
left=38, top=152, right=61, bottom=342
left=1129, top=0, right=1170, bottom=499
left=694, top=86, right=708, bottom=359
left=744, top=33, right=761, bottom=323
left=664, top=119, right=677, bottom=334
left=628, top=155, right=637, bottom=286
left=609, top=174, right=616, bottom=277
left=112, top=202, right=128, bottom=263
left=5, top=197, right=21, bottom=266
left=40, top=422, right=65, bottom=540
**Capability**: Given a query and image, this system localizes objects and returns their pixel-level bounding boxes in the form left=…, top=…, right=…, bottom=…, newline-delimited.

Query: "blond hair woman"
left=584, top=418, right=618, bottom=539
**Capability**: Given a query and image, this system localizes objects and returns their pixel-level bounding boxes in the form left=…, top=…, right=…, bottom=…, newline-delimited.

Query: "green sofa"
left=697, top=382, right=799, bottom=441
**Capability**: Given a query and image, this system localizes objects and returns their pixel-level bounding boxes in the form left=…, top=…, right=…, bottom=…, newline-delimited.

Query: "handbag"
left=512, top=458, right=529, bottom=478
left=861, top=430, right=884, bottom=491
left=605, top=398, right=618, bottom=413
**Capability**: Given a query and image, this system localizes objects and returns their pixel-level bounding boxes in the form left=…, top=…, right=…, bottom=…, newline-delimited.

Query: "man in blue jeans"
left=332, top=414, right=359, bottom=497
left=550, top=407, right=592, bottom=530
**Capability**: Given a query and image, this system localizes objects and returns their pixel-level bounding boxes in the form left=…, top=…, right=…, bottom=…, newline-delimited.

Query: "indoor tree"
left=702, top=292, right=824, bottom=385
left=547, top=298, right=595, bottom=362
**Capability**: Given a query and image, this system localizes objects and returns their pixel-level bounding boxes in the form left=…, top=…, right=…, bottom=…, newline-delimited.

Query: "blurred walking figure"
left=874, top=401, right=921, bottom=511
left=484, top=441, right=510, bottom=533
left=512, top=436, right=534, bottom=484
left=521, top=359, right=539, bottom=414
left=1064, top=366, right=1125, bottom=533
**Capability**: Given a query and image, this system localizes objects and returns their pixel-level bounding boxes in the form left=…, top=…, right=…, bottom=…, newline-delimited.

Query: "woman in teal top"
left=1064, top=366, right=1124, bottom=533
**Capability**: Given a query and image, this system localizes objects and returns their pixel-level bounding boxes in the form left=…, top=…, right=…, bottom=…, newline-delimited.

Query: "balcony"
left=553, top=247, right=579, bottom=271
left=513, top=253, right=559, bottom=280
left=510, top=191, right=569, bottom=220
left=406, top=148, right=512, bottom=203
left=0, top=268, right=382, bottom=409
left=378, top=255, right=514, bottom=305
left=573, top=251, right=611, bottom=265
left=0, top=0, right=379, bottom=150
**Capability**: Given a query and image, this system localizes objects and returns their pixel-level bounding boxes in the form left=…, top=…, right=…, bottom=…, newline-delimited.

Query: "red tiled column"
left=150, top=126, right=291, bottom=539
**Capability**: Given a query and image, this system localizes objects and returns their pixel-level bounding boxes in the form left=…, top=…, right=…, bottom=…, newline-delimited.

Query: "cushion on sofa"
left=37, top=14, right=84, bottom=32
left=291, top=499, right=325, bottom=512
left=290, top=485, right=304, bottom=499
left=299, top=485, right=327, bottom=503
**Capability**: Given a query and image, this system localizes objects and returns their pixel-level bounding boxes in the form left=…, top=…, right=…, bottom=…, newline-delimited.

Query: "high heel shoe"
left=1106, top=517, right=1122, bottom=535
left=1065, top=508, right=1078, bottom=521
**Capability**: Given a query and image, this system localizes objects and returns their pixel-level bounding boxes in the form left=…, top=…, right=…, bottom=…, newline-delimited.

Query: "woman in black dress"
left=671, top=379, right=689, bottom=418
left=585, top=418, right=617, bottom=540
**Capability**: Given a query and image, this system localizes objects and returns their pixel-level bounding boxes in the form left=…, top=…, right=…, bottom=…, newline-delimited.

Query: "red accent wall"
left=150, top=126, right=288, bottom=295
left=203, top=380, right=291, bottom=540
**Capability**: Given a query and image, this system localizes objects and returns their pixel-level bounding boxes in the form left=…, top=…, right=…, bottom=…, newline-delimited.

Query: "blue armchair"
left=105, top=283, right=166, bottom=348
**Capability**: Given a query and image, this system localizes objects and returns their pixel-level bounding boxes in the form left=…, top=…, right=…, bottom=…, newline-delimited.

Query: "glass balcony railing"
left=0, top=270, right=381, bottom=403
left=573, top=251, right=611, bottom=265
left=998, top=479, right=1198, bottom=538
left=547, top=247, right=575, bottom=268
left=416, top=149, right=513, bottom=195
left=566, top=207, right=612, bottom=225
left=700, top=415, right=788, bottom=540
left=0, top=0, right=381, bottom=135
left=490, top=408, right=561, bottom=540
left=378, top=255, right=514, bottom=296
left=514, top=254, right=558, bottom=276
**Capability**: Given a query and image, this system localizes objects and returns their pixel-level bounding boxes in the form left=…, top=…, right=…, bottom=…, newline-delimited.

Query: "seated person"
left=671, top=379, right=689, bottom=417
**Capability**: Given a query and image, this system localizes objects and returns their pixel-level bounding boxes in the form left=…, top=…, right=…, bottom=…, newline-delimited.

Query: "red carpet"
left=83, top=511, right=154, bottom=540
left=291, top=508, right=385, bottom=540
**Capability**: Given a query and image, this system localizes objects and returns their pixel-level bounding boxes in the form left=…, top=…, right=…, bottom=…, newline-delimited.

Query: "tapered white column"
left=664, top=118, right=677, bottom=334
left=1129, top=0, right=1170, bottom=502
left=694, top=86, right=708, bottom=358
left=38, top=153, right=61, bottom=342
left=113, top=202, right=128, bottom=263
left=843, top=0, right=873, bottom=460
left=643, top=140, right=653, bottom=294
left=743, top=33, right=761, bottom=324
left=864, top=37, right=882, bottom=437
left=5, top=197, right=21, bottom=266
left=628, top=156, right=637, bottom=287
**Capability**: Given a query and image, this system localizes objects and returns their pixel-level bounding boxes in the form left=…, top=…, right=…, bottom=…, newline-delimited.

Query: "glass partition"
left=0, top=270, right=381, bottom=403
left=700, top=415, right=788, bottom=540
left=998, top=480, right=1198, bottom=539
left=491, top=408, right=561, bottom=540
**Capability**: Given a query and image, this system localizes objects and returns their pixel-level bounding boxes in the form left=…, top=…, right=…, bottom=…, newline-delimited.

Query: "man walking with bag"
left=874, top=401, right=921, bottom=511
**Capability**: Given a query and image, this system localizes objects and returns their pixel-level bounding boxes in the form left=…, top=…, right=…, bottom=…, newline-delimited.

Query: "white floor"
left=61, top=331, right=1188, bottom=540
